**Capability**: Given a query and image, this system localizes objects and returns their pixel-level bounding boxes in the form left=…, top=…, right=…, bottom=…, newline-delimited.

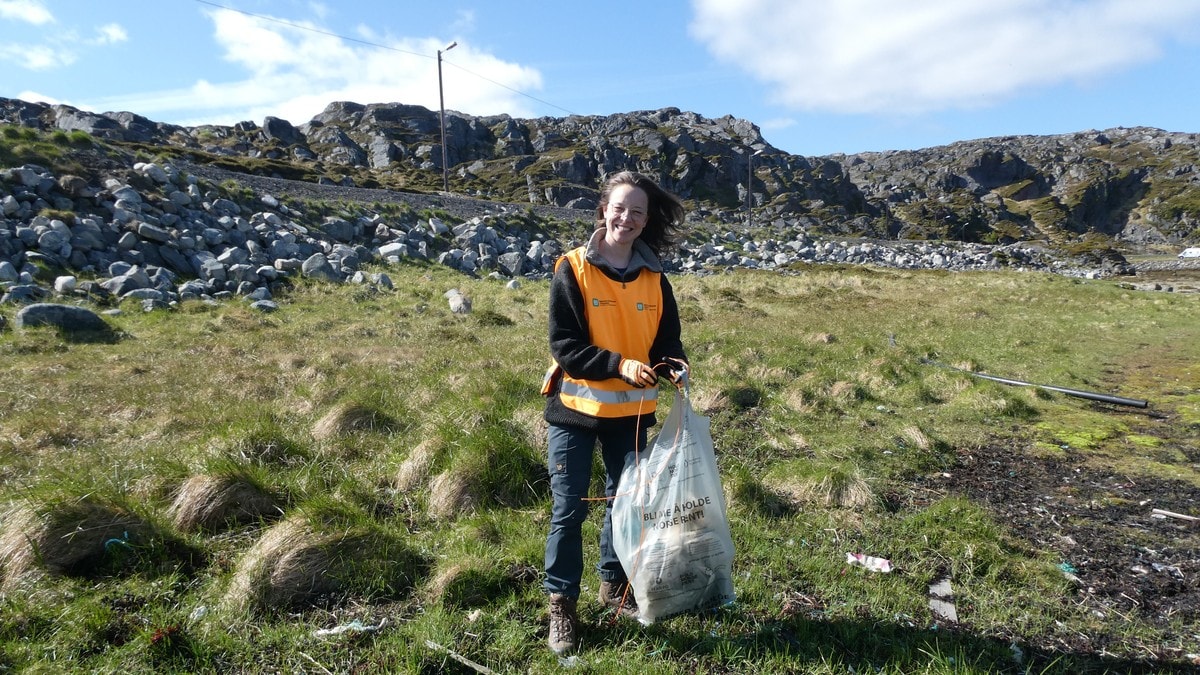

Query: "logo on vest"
left=592, top=298, right=616, bottom=307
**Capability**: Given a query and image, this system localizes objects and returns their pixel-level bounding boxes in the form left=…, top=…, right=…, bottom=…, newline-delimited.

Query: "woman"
left=540, top=171, right=688, bottom=655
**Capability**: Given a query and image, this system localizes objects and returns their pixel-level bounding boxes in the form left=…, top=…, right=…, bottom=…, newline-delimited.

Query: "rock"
left=123, top=288, right=166, bottom=301
left=301, top=253, right=341, bottom=282
left=136, top=221, right=172, bottom=243
left=445, top=289, right=472, bottom=314
left=321, top=217, right=356, bottom=243
left=101, top=266, right=152, bottom=296
left=379, top=242, right=407, bottom=259
left=14, top=303, right=111, bottom=334
left=0, top=261, right=18, bottom=283
left=199, top=257, right=227, bottom=282
left=135, top=162, right=171, bottom=183
left=245, top=286, right=272, bottom=301
left=142, top=298, right=170, bottom=312
left=2, top=284, right=49, bottom=304
left=54, top=275, right=77, bottom=294
left=497, top=251, right=525, bottom=277
left=262, top=116, right=303, bottom=145
left=372, top=273, right=394, bottom=290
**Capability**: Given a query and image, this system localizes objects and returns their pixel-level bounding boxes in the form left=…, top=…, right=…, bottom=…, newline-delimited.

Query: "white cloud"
left=0, top=11, right=124, bottom=71
left=0, top=42, right=74, bottom=70
left=119, top=7, right=544, bottom=126
left=0, top=0, right=53, bottom=25
left=760, top=117, right=796, bottom=131
left=15, top=89, right=66, bottom=106
left=690, top=0, right=1200, bottom=114
left=91, top=23, right=128, bottom=46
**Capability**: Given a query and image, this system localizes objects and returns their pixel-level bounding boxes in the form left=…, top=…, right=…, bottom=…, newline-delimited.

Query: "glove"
left=660, top=357, right=689, bottom=388
left=619, top=358, right=656, bottom=388
left=668, top=360, right=689, bottom=386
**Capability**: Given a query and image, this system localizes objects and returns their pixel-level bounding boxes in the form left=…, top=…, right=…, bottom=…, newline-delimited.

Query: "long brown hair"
left=595, top=171, right=685, bottom=258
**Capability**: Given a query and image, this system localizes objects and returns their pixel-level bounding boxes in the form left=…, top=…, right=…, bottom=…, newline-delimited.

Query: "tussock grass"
left=168, top=472, right=281, bottom=533
left=427, top=468, right=476, bottom=519
left=310, top=399, right=403, bottom=441
left=425, top=557, right=525, bottom=609
left=394, top=437, right=441, bottom=492
left=212, top=414, right=310, bottom=466
left=0, top=263, right=1197, bottom=672
left=0, top=495, right=157, bottom=590
left=220, top=503, right=424, bottom=616
left=766, top=462, right=877, bottom=510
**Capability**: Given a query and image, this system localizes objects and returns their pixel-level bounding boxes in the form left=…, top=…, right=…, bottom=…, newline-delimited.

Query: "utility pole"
left=438, top=41, right=457, bottom=193
left=747, top=148, right=763, bottom=228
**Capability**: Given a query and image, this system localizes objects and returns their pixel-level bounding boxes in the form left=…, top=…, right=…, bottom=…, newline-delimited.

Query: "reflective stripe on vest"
left=560, top=379, right=658, bottom=406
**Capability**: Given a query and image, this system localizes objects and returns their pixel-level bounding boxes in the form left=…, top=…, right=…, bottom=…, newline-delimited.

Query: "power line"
left=442, top=61, right=576, bottom=116
left=190, top=0, right=577, bottom=116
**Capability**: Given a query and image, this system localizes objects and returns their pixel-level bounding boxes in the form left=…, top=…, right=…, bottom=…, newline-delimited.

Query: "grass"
left=0, top=261, right=1197, bottom=673
left=0, top=124, right=99, bottom=176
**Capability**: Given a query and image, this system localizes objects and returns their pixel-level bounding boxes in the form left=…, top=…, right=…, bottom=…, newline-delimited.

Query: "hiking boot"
left=598, top=580, right=639, bottom=618
left=547, top=593, right=579, bottom=655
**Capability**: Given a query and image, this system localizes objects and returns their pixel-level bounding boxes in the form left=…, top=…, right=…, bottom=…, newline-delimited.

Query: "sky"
left=2, top=0, right=1199, bottom=158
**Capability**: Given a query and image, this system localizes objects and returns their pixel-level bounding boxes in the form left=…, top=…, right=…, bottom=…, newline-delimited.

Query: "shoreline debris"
left=1151, top=508, right=1198, bottom=522
left=920, top=358, right=1148, bottom=408
left=312, top=618, right=388, bottom=637
left=425, top=640, right=495, bottom=674
left=928, top=576, right=959, bottom=623
left=845, top=552, right=893, bottom=573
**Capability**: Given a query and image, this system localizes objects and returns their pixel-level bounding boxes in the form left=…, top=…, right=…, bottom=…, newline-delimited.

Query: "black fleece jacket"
left=543, top=231, right=687, bottom=431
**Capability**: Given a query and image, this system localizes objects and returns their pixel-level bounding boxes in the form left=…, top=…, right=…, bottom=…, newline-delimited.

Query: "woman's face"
left=602, top=184, right=649, bottom=247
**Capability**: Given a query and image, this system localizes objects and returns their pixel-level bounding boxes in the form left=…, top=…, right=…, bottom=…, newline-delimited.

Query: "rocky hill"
left=2, top=96, right=1198, bottom=319
left=3, top=96, right=1197, bottom=248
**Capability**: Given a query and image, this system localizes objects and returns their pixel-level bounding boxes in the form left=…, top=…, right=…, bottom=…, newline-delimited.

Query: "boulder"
left=14, top=303, right=111, bottom=334
left=301, top=253, right=341, bottom=282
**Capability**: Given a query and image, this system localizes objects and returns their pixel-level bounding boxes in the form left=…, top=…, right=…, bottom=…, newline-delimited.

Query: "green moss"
left=1061, top=232, right=1119, bottom=257
left=1179, top=393, right=1200, bottom=426
left=1125, top=434, right=1163, bottom=448
left=1025, top=197, right=1068, bottom=228
left=994, top=180, right=1034, bottom=199
left=39, top=209, right=77, bottom=225
left=1029, top=441, right=1070, bottom=460
left=1035, top=421, right=1118, bottom=451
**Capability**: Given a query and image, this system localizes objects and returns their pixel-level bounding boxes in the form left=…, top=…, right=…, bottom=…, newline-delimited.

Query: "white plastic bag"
left=612, top=386, right=736, bottom=624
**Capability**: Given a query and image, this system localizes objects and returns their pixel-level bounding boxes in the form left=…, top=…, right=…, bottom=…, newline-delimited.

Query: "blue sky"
left=2, top=0, right=1199, bottom=157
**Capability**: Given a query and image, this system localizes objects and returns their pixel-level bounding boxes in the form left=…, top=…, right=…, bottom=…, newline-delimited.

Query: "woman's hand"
left=658, top=357, right=689, bottom=389
left=619, top=358, right=657, bottom=388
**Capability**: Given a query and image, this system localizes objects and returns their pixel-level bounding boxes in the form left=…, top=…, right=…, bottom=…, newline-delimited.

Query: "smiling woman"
left=539, top=170, right=689, bottom=655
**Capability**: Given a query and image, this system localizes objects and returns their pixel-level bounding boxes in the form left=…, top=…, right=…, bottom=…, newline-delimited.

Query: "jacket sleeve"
left=649, top=274, right=687, bottom=367
left=548, top=260, right=623, bottom=380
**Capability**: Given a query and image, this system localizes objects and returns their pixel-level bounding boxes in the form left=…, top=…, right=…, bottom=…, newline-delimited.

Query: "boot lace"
left=550, top=599, right=576, bottom=638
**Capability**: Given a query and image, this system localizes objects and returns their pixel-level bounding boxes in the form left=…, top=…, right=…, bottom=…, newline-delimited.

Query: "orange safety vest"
left=543, top=247, right=664, bottom=418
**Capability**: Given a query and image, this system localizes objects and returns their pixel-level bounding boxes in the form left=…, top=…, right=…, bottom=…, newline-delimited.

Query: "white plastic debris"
left=313, top=617, right=388, bottom=637
left=845, top=552, right=893, bottom=573
left=928, top=576, right=958, bottom=622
